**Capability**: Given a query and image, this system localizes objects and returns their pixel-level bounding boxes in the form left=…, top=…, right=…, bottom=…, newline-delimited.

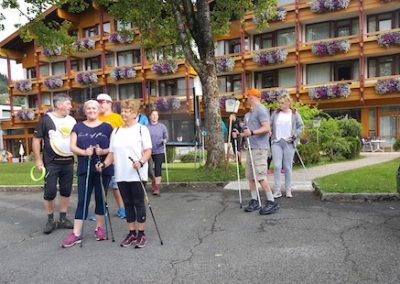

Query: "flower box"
left=377, top=32, right=400, bottom=48
left=15, top=80, right=33, bottom=92
left=153, top=97, right=181, bottom=111
left=311, top=40, right=350, bottom=56
left=309, top=0, right=351, bottom=13
left=151, top=61, right=178, bottom=75
left=216, top=57, right=235, bottom=73
left=110, top=66, right=137, bottom=80
left=252, top=49, right=288, bottom=65
left=375, top=78, right=400, bottom=95
left=16, top=109, right=35, bottom=121
left=75, top=71, right=98, bottom=85
left=43, top=76, right=64, bottom=89
left=253, top=7, right=287, bottom=24
left=108, top=32, right=134, bottom=44
left=308, top=84, right=351, bottom=100
left=43, top=47, right=62, bottom=57
left=261, top=89, right=289, bottom=102
left=74, top=38, right=96, bottom=51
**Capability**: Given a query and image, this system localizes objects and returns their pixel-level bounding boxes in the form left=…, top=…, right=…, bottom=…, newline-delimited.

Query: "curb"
left=0, top=182, right=227, bottom=192
left=312, top=181, right=400, bottom=202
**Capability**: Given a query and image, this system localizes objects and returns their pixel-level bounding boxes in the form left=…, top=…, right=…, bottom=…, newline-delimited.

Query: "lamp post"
left=225, top=97, right=240, bottom=164
left=313, top=117, right=321, bottom=144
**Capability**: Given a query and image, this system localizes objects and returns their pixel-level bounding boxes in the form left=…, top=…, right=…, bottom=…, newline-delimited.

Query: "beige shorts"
left=246, top=149, right=268, bottom=181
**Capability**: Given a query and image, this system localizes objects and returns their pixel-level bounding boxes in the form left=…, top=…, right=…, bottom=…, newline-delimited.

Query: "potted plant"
left=110, top=66, right=137, bottom=80
left=216, top=57, right=235, bottom=73
left=252, top=49, right=288, bottom=65
left=15, top=80, right=33, bottom=92
left=308, top=84, right=351, bottom=99
left=75, top=71, right=98, bottom=85
left=311, top=40, right=350, bottom=56
left=375, top=78, right=400, bottom=95
left=151, top=61, right=178, bottom=75
left=309, top=0, right=351, bottom=13
left=16, top=109, right=35, bottom=121
left=43, top=76, right=63, bottom=89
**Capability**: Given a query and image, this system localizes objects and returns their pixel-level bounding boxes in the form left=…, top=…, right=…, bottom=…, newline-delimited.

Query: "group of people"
left=232, top=89, right=304, bottom=214
left=33, top=93, right=168, bottom=248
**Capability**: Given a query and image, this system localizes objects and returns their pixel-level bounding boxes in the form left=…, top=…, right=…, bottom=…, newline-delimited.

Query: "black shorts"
left=43, top=162, right=74, bottom=201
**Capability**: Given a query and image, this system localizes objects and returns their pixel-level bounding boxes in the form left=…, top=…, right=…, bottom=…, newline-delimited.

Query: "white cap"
left=96, top=93, right=112, bottom=102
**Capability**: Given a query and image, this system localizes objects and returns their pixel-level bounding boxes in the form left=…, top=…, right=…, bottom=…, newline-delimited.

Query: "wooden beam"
left=57, top=9, right=80, bottom=24
left=0, top=48, right=23, bottom=60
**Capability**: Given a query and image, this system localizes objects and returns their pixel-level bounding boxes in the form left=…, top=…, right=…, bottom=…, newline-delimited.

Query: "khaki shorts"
left=246, top=149, right=268, bottom=181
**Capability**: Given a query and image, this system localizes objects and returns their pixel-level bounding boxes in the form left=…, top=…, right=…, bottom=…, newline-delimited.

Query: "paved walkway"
left=224, top=152, right=400, bottom=191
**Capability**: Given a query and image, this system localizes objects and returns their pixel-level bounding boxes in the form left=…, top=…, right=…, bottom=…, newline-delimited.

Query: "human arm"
left=70, top=132, right=94, bottom=156
left=32, top=137, right=43, bottom=170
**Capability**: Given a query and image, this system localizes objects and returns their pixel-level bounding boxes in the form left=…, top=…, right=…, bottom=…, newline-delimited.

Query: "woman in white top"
left=270, top=94, right=304, bottom=198
left=96, top=99, right=152, bottom=248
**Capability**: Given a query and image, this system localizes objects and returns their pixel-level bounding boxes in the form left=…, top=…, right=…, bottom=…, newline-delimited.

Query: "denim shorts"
left=109, top=175, right=118, bottom=189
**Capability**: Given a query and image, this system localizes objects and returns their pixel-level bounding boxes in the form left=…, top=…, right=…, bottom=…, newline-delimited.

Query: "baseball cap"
left=96, top=93, right=112, bottom=102
left=246, top=88, right=261, bottom=98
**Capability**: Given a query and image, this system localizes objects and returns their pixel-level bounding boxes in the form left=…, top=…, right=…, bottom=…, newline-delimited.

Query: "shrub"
left=166, top=146, right=176, bottom=162
left=342, top=136, right=361, bottom=159
left=180, top=150, right=207, bottom=163
left=393, top=138, right=400, bottom=151
left=337, top=118, right=362, bottom=138
left=294, top=143, right=321, bottom=165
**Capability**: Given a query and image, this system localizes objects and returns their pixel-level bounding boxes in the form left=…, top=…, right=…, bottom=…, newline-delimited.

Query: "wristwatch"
left=139, top=160, right=144, bottom=167
left=250, top=130, right=254, bottom=136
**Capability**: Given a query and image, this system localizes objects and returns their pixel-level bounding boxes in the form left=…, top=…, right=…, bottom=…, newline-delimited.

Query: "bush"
left=294, top=143, right=321, bottom=165
left=393, top=138, right=400, bottom=151
left=342, top=137, right=361, bottom=159
left=166, top=146, right=176, bottom=162
left=180, top=150, right=207, bottom=163
left=337, top=118, right=362, bottom=138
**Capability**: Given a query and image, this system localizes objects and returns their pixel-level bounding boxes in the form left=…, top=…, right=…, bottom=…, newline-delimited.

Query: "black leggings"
left=148, top=153, right=164, bottom=178
left=117, top=181, right=146, bottom=223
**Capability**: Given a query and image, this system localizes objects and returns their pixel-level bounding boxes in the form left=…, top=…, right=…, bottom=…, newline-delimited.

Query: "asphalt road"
left=0, top=189, right=399, bottom=284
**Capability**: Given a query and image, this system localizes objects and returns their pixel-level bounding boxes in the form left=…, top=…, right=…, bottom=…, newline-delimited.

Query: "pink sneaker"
left=135, top=234, right=147, bottom=248
left=95, top=227, right=106, bottom=241
left=61, top=232, right=81, bottom=248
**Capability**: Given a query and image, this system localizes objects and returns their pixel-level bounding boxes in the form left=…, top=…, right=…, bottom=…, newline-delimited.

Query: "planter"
left=43, top=76, right=63, bottom=89
left=16, top=109, right=35, bottom=121
left=252, top=49, right=288, bottom=65
left=75, top=71, right=98, bottom=85
left=254, top=7, right=287, bottom=24
left=110, top=66, right=137, bottom=80
left=377, top=32, right=400, bottom=48
left=74, top=38, right=96, bottom=51
left=261, top=89, right=289, bottom=102
left=15, top=80, right=33, bottom=92
left=311, top=40, right=350, bottom=56
left=151, top=61, right=178, bottom=75
left=153, top=97, right=181, bottom=111
left=309, top=0, right=351, bottom=13
left=308, top=84, right=351, bottom=99
left=375, top=78, right=400, bottom=95
left=43, top=47, right=62, bottom=57
left=216, top=57, right=235, bottom=73
left=108, top=32, right=134, bottom=44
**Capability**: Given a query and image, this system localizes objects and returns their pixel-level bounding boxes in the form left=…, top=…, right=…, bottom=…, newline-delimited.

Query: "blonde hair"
left=83, top=99, right=100, bottom=110
left=120, top=99, right=141, bottom=113
left=279, top=94, right=293, bottom=105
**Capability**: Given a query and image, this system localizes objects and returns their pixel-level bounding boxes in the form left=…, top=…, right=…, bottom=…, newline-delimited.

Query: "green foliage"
left=393, top=138, right=400, bottom=151
left=337, top=118, right=362, bottom=138
left=342, top=136, right=361, bottom=160
left=294, top=143, right=320, bottom=165
left=166, top=146, right=176, bottom=163
left=0, top=73, right=8, bottom=94
left=180, top=150, right=207, bottom=163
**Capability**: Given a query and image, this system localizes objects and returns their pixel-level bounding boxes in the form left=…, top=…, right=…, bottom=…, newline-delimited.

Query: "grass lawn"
left=315, top=158, right=400, bottom=193
left=0, top=161, right=245, bottom=185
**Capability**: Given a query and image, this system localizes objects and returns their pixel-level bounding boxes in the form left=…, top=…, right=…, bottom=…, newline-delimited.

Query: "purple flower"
left=74, top=38, right=96, bottom=51
left=308, top=84, right=351, bottom=99
left=75, top=71, right=98, bottom=85
left=252, top=49, right=288, bottom=65
left=261, top=89, right=289, bottom=103
left=108, top=32, right=133, bottom=44
left=377, top=32, right=400, bottom=48
left=110, top=66, right=137, bottom=80
left=310, top=0, right=350, bottom=13
left=253, top=7, right=287, bottom=23
left=44, top=77, right=63, bottom=89
left=16, top=109, right=35, bottom=121
left=311, top=40, right=350, bottom=56
left=375, top=78, right=400, bottom=95
left=15, top=81, right=33, bottom=92
left=43, top=47, right=62, bottom=57
left=216, top=57, right=235, bottom=73
left=153, top=98, right=181, bottom=111
left=151, top=61, right=178, bottom=75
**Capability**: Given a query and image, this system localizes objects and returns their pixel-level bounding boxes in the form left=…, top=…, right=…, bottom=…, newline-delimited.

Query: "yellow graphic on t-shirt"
left=49, top=127, right=73, bottom=157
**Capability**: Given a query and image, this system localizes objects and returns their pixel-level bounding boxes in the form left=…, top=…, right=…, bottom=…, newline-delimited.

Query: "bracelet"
left=139, top=160, right=144, bottom=167
left=250, top=130, right=254, bottom=136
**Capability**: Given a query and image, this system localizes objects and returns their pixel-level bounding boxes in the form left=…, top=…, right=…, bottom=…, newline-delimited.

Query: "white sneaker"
left=273, top=191, right=282, bottom=198
left=286, top=191, right=293, bottom=198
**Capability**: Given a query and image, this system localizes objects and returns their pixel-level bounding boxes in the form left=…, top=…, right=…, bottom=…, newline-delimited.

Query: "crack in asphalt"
left=169, top=199, right=228, bottom=284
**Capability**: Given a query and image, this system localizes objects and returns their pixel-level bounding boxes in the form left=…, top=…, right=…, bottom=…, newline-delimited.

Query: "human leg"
left=282, top=142, right=295, bottom=197
left=43, top=163, right=59, bottom=234
left=57, top=163, right=74, bottom=228
left=272, top=141, right=284, bottom=197
left=118, top=182, right=139, bottom=247
left=152, top=153, right=164, bottom=195
left=132, top=181, right=147, bottom=248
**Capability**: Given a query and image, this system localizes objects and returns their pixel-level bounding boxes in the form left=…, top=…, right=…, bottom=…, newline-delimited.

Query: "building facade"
left=0, top=0, right=399, bottom=156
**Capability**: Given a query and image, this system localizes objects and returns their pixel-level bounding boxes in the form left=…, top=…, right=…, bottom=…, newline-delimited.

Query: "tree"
left=0, top=0, right=277, bottom=169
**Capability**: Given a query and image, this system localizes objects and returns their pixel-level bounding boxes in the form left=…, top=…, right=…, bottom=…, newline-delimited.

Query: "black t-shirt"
left=33, top=113, right=77, bottom=165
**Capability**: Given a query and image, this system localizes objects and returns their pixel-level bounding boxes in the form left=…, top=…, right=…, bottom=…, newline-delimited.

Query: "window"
left=277, top=0, right=295, bottom=5
left=254, top=33, right=273, bottom=50
left=26, top=68, right=36, bottom=79
left=368, top=55, right=400, bottom=77
left=52, top=61, right=66, bottom=75
left=103, top=22, right=111, bottom=34
left=227, top=38, right=241, bottom=54
left=218, top=74, right=242, bottom=93
left=106, top=54, right=114, bottom=67
left=40, top=65, right=49, bottom=77
left=254, top=28, right=295, bottom=50
left=119, top=83, right=142, bottom=99
left=307, top=60, right=359, bottom=84
left=159, top=79, right=188, bottom=96
left=71, top=60, right=81, bottom=72
left=306, top=22, right=331, bottom=41
left=85, top=56, right=101, bottom=70
left=117, top=50, right=141, bottom=66
left=335, top=19, right=359, bottom=37
left=84, top=25, right=99, bottom=37
left=116, top=21, right=132, bottom=31
left=306, top=18, right=359, bottom=41
left=69, top=30, right=78, bottom=37
left=367, top=12, right=399, bottom=32
left=277, top=29, right=295, bottom=47
left=255, top=67, right=295, bottom=88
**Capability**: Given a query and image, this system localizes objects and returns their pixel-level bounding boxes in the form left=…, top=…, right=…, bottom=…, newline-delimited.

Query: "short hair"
left=150, top=109, right=158, bottom=116
left=53, top=94, right=71, bottom=107
left=120, top=99, right=141, bottom=113
left=83, top=99, right=100, bottom=111
left=278, top=93, right=293, bottom=105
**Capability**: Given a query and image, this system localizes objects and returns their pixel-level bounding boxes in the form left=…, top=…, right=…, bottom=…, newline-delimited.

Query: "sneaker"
left=95, top=227, right=107, bottom=241
left=57, top=218, right=74, bottom=229
left=273, top=191, right=282, bottom=198
left=89, top=213, right=96, bottom=221
left=120, top=233, right=137, bottom=247
left=61, top=232, right=81, bottom=248
left=153, top=188, right=160, bottom=196
left=267, top=169, right=273, bottom=174
left=259, top=200, right=280, bottom=215
left=117, top=208, right=126, bottom=219
left=244, top=199, right=261, bottom=212
left=43, top=220, right=56, bottom=234
left=286, top=191, right=293, bottom=198
left=135, top=234, right=147, bottom=248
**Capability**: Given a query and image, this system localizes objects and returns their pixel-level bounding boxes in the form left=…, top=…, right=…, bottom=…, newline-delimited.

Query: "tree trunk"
left=199, top=69, right=225, bottom=169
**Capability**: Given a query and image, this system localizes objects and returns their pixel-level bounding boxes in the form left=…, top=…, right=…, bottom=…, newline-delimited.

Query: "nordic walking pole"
left=246, top=137, right=262, bottom=207
left=163, top=142, right=169, bottom=185
left=80, top=154, right=91, bottom=247
left=233, top=138, right=242, bottom=208
left=128, top=157, right=164, bottom=245
left=294, top=147, right=312, bottom=182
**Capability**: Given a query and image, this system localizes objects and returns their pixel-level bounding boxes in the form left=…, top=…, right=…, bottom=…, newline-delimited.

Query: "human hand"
left=95, top=162, right=104, bottom=172
left=85, top=146, right=94, bottom=156
left=95, top=144, right=103, bottom=156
